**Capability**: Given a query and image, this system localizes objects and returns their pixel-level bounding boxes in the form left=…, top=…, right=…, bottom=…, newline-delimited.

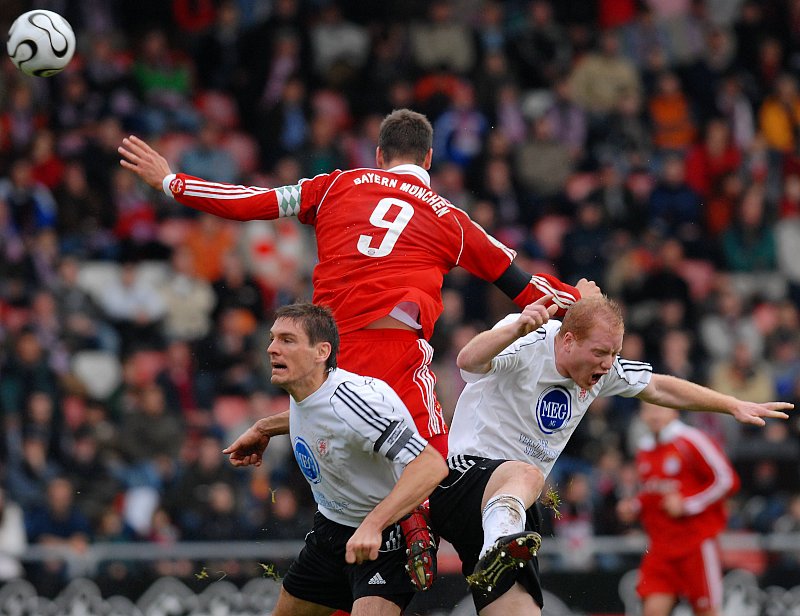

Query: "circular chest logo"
left=294, top=437, right=321, bottom=484
left=536, top=386, right=572, bottom=434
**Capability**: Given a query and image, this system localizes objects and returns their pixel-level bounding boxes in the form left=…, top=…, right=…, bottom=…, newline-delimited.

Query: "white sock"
left=479, top=494, right=526, bottom=558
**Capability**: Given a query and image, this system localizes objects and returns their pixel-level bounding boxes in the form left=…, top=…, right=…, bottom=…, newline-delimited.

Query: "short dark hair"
left=274, top=302, right=339, bottom=371
left=378, top=109, right=433, bottom=165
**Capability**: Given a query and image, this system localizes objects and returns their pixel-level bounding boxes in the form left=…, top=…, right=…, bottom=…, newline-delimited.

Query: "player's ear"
left=376, top=147, right=385, bottom=168
left=317, top=341, right=332, bottom=365
left=422, top=148, right=433, bottom=169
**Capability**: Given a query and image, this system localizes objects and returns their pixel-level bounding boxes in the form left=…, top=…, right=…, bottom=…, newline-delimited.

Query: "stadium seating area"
left=1, top=0, right=800, bottom=602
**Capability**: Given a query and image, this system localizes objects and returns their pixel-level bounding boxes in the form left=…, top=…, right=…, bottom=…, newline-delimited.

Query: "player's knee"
left=518, top=464, right=545, bottom=501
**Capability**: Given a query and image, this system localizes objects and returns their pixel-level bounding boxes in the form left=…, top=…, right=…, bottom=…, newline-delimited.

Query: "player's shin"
left=479, top=494, right=526, bottom=557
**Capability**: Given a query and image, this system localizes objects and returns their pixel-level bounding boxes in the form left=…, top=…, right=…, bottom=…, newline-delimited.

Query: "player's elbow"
left=456, top=343, right=471, bottom=368
left=456, top=348, right=482, bottom=373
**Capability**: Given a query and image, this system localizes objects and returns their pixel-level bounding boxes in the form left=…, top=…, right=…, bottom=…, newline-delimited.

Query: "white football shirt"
left=447, top=316, right=652, bottom=478
left=289, top=368, right=428, bottom=527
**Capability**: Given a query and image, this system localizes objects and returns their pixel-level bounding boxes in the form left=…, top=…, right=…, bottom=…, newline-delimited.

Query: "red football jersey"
left=165, top=165, right=579, bottom=338
left=635, top=420, right=739, bottom=557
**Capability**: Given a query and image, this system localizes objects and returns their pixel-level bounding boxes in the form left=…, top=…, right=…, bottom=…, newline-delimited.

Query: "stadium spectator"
left=64, top=426, right=121, bottom=525
left=158, top=246, right=216, bottom=343
left=24, top=476, right=93, bottom=596
left=6, top=434, right=62, bottom=512
left=647, top=71, right=698, bottom=154
left=409, top=0, right=476, bottom=76
left=719, top=183, right=777, bottom=272
left=513, top=114, right=573, bottom=214
left=569, top=30, right=641, bottom=117
left=164, top=431, right=241, bottom=539
left=684, top=118, right=742, bottom=202
left=178, top=120, right=241, bottom=184
left=98, top=260, right=166, bottom=354
left=507, top=0, right=571, bottom=89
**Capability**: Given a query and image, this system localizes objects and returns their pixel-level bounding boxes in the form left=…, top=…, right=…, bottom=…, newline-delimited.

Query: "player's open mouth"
left=590, top=373, right=602, bottom=384
left=271, top=362, right=287, bottom=372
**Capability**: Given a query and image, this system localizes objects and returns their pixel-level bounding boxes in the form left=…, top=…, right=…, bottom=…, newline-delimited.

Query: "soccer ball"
left=7, top=10, right=75, bottom=77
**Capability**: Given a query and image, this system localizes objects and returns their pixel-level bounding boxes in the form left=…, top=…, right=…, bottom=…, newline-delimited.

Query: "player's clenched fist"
left=345, top=524, right=382, bottom=564
left=515, top=295, right=558, bottom=337
left=575, top=278, right=601, bottom=299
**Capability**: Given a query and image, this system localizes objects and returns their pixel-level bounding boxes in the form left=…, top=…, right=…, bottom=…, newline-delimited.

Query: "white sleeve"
left=598, top=356, right=653, bottom=397
left=460, top=314, right=550, bottom=382
left=331, top=381, right=427, bottom=465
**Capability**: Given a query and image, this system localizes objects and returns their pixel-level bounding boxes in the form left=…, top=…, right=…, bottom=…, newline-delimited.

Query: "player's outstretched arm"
left=222, top=410, right=291, bottom=467
left=456, top=296, right=557, bottom=374
left=638, top=374, right=793, bottom=426
left=118, top=135, right=173, bottom=190
left=345, top=445, right=447, bottom=564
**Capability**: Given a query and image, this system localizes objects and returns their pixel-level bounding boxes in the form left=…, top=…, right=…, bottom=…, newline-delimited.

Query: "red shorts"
left=637, top=538, right=723, bottom=612
left=338, top=329, right=448, bottom=456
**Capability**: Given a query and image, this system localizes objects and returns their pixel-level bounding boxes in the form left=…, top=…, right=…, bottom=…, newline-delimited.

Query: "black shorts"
left=281, top=511, right=414, bottom=612
left=429, top=455, right=544, bottom=612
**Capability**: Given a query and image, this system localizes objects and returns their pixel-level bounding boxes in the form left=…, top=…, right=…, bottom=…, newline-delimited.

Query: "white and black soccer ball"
left=7, top=10, right=75, bottom=77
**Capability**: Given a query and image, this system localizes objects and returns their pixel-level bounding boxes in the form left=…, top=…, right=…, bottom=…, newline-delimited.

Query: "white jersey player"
left=429, top=295, right=791, bottom=616
left=289, top=366, right=429, bottom=527
left=223, top=303, right=447, bottom=616
left=448, top=317, right=651, bottom=476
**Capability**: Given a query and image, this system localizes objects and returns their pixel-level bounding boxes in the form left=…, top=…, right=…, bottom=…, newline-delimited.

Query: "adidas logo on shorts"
left=368, top=572, right=387, bottom=585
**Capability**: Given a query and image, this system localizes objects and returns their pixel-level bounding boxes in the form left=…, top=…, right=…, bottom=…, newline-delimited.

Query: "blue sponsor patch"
left=294, top=437, right=321, bottom=484
left=536, top=386, right=571, bottom=434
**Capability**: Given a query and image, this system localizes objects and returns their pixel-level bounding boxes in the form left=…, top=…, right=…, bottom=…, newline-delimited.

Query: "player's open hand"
left=732, top=401, right=793, bottom=426
left=118, top=135, right=173, bottom=191
left=345, top=523, right=382, bottom=564
left=222, top=425, right=271, bottom=467
left=516, top=295, right=558, bottom=337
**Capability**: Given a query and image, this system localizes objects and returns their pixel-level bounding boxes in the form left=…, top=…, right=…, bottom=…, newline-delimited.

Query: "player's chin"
left=270, top=370, right=289, bottom=383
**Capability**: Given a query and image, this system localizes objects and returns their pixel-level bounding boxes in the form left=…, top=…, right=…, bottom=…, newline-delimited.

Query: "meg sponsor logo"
left=294, top=437, right=321, bottom=484
left=536, top=386, right=571, bottom=434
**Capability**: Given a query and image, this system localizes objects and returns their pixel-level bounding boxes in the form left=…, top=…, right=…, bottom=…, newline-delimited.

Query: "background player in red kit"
left=618, top=402, right=740, bottom=616
left=119, top=108, right=599, bottom=591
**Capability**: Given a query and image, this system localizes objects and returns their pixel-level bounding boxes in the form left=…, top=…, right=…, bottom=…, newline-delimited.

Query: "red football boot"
left=398, top=502, right=437, bottom=591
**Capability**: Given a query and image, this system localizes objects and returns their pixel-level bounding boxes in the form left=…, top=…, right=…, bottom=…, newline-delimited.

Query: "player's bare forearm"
left=345, top=446, right=446, bottom=564
left=255, top=410, right=290, bottom=437
left=457, top=323, right=519, bottom=374
left=118, top=135, right=172, bottom=190
left=222, top=411, right=290, bottom=467
left=639, top=374, right=793, bottom=426
left=457, top=297, right=556, bottom=373
left=364, top=446, right=447, bottom=533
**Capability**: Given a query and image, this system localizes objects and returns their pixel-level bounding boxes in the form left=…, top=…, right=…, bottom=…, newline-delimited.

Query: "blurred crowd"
left=1, top=0, right=800, bottom=597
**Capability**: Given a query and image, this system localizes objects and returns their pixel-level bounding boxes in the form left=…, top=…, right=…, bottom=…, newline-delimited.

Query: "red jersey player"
left=119, top=108, right=599, bottom=591
left=618, top=402, right=740, bottom=616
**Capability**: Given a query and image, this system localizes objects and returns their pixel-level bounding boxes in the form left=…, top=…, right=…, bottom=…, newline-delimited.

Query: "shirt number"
left=357, top=198, right=414, bottom=257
